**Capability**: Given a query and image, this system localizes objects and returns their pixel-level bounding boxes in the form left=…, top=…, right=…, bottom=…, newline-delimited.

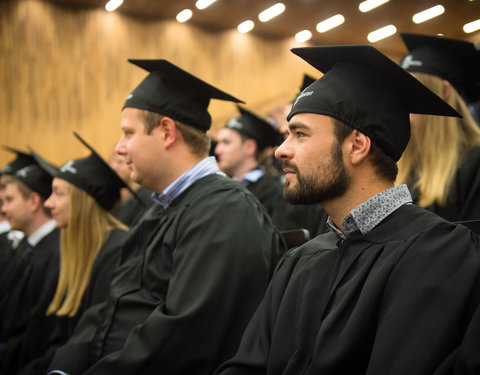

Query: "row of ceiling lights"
left=104, top=0, right=480, bottom=43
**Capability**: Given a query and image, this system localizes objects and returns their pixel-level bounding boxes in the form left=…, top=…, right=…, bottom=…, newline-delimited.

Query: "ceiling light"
left=195, top=0, right=217, bottom=10
left=367, top=24, right=397, bottom=42
left=105, top=0, right=123, bottom=12
left=238, top=20, right=255, bottom=33
left=412, top=5, right=445, bottom=24
left=316, top=14, right=345, bottom=33
left=176, top=9, right=193, bottom=23
left=258, top=3, right=286, bottom=22
left=359, top=0, right=390, bottom=13
left=463, top=19, right=480, bottom=33
left=295, top=30, right=312, bottom=42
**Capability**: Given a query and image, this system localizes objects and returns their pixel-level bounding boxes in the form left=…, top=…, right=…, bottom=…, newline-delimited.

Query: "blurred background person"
left=109, top=150, right=152, bottom=227
left=13, top=132, right=131, bottom=375
left=216, top=105, right=327, bottom=237
left=397, top=33, right=480, bottom=222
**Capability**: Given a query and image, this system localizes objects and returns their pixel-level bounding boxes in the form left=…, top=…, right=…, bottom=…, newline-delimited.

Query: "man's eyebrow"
left=288, top=122, right=310, bottom=131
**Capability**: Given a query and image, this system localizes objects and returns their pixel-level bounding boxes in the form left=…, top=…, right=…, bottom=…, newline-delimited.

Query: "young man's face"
left=275, top=113, right=351, bottom=205
left=215, top=128, right=250, bottom=177
left=1, top=181, right=32, bottom=232
left=116, top=108, right=165, bottom=192
left=44, top=177, right=70, bottom=228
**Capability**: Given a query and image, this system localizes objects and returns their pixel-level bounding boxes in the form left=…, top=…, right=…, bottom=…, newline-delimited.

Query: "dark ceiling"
left=47, top=0, right=480, bottom=58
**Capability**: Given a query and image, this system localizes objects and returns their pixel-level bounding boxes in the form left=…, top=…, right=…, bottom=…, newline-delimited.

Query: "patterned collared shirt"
left=151, top=156, right=225, bottom=210
left=327, top=184, right=413, bottom=239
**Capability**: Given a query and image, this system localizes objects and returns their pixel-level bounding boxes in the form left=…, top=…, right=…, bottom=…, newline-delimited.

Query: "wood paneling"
left=0, top=0, right=317, bottom=166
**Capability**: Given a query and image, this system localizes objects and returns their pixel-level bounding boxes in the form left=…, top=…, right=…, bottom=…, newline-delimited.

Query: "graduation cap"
left=31, top=133, right=138, bottom=211
left=399, top=33, right=480, bottom=104
left=13, top=164, right=52, bottom=200
left=123, top=59, right=244, bottom=132
left=225, top=105, right=283, bottom=151
left=1, top=146, right=35, bottom=176
left=288, top=45, right=461, bottom=162
left=291, top=74, right=317, bottom=103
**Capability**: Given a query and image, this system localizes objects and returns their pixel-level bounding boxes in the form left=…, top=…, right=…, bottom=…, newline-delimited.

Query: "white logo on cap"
left=126, top=94, right=133, bottom=100
left=15, top=166, right=30, bottom=178
left=401, top=55, right=423, bottom=69
left=227, top=118, right=244, bottom=130
left=60, top=160, right=77, bottom=174
left=294, top=90, right=314, bottom=106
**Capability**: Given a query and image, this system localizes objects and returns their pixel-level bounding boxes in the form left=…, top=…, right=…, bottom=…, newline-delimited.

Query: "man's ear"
left=158, top=117, right=177, bottom=149
left=243, top=139, right=258, bottom=157
left=29, top=192, right=43, bottom=213
left=442, top=80, right=451, bottom=101
left=347, top=129, right=371, bottom=165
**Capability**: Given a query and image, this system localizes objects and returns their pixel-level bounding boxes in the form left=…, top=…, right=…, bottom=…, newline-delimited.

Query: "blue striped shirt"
left=151, top=156, right=224, bottom=209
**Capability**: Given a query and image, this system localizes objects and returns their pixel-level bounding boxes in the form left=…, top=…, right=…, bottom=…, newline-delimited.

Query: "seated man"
left=47, top=59, right=285, bottom=375
left=215, top=105, right=327, bottom=236
left=215, top=45, right=480, bottom=375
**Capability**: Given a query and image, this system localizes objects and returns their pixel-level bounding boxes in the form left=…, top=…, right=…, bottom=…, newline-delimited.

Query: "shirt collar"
left=28, top=219, right=57, bottom=247
left=0, top=220, right=10, bottom=234
left=237, top=167, right=265, bottom=187
left=152, top=156, right=224, bottom=209
left=327, top=184, right=412, bottom=237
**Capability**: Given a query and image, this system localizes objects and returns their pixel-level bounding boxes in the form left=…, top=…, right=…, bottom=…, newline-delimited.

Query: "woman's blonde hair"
left=396, top=73, right=480, bottom=208
left=47, top=183, right=127, bottom=317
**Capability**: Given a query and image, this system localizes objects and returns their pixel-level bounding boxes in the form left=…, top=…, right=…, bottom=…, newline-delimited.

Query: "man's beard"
left=283, top=146, right=351, bottom=205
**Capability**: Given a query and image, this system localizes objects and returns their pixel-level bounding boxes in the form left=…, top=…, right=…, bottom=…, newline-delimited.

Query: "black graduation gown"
left=409, top=147, right=480, bottom=222
left=48, top=174, right=285, bottom=375
left=0, top=228, right=60, bottom=373
left=115, top=187, right=153, bottom=227
left=215, top=204, right=480, bottom=375
left=14, top=228, right=128, bottom=375
left=246, top=173, right=328, bottom=237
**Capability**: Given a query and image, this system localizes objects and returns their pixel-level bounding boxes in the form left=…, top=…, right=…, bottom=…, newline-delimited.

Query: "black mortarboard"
left=123, top=59, right=244, bottom=132
left=291, top=74, right=316, bottom=103
left=225, top=105, right=283, bottom=151
left=288, top=45, right=461, bottom=162
left=31, top=133, right=136, bottom=211
left=14, top=164, right=52, bottom=200
left=399, top=33, right=480, bottom=104
left=1, top=146, right=35, bottom=176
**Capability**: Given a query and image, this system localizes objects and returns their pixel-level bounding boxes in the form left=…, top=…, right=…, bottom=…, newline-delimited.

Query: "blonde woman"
left=397, top=33, right=480, bottom=222
left=18, top=133, right=131, bottom=375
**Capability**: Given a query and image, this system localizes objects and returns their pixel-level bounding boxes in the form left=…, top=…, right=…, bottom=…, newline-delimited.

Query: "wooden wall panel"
left=0, top=0, right=317, bottom=167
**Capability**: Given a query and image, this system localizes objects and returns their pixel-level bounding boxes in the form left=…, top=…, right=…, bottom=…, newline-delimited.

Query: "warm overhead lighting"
left=105, top=0, right=123, bottom=12
left=238, top=20, right=255, bottom=33
left=176, top=9, right=193, bottom=23
left=316, top=14, right=345, bottom=33
left=258, top=3, right=286, bottom=22
left=359, top=0, right=390, bottom=13
left=195, top=0, right=217, bottom=10
left=412, top=5, right=445, bottom=24
left=463, top=19, right=480, bottom=33
left=295, top=30, right=312, bottom=42
left=367, top=24, right=397, bottom=42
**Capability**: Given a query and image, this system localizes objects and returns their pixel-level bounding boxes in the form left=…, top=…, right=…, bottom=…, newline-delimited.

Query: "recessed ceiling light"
left=195, top=0, right=217, bottom=10
left=176, top=9, right=193, bottom=23
left=464, top=19, right=480, bottom=33
left=316, top=14, right=345, bottom=33
left=359, top=0, right=390, bottom=13
left=238, top=20, right=255, bottom=33
left=412, top=5, right=445, bottom=24
left=295, top=30, right=312, bottom=42
left=258, top=3, right=286, bottom=22
left=367, top=24, right=397, bottom=42
left=105, top=0, right=123, bottom=12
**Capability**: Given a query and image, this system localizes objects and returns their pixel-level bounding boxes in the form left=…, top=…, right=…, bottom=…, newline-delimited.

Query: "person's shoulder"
left=286, top=231, right=341, bottom=258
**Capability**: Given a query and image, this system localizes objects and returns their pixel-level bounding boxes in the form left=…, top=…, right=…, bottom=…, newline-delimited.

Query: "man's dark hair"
left=332, top=118, right=398, bottom=181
